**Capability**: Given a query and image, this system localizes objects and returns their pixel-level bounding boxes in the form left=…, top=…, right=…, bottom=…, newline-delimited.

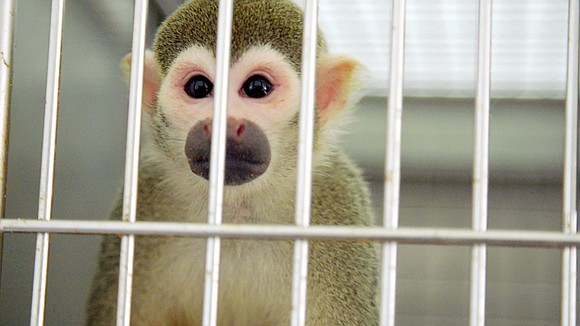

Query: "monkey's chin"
left=188, top=159, right=268, bottom=186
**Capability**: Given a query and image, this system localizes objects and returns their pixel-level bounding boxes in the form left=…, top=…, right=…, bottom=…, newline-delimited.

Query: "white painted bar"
left=380, top=0, right=406, bottom=325
left=0, top=0, right=15, bottom=276
left=115, top=0, right=149, bottom=325
left=202, top=1, right=233, bottom=325
left=291, top=0, right=319, bottom=325
left=469, top=1, right=492, bottom=326
left=30, top=0, right=65, bottom=325
left=562, top=1, right=579, bottom=325
left=3, top=219, right=580, bottom=248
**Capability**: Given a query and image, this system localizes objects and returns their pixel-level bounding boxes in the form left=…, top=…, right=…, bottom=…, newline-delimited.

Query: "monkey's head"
left=121, top=0, right=364, bottom=188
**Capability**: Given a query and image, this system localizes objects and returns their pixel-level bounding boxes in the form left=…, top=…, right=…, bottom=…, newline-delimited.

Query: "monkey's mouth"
left=185, top=118, right=271, bottom=186
left=187, top=149, right=270, bottom=186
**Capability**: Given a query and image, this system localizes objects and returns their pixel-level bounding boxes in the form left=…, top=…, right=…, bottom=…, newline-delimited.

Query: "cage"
left=0, top=0, right=578, bottom=325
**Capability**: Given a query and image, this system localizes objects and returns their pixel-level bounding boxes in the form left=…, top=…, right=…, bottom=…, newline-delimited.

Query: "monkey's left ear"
left=120, top=50, right=161, bottom=113
left=315, top=55, right=363, bottom=124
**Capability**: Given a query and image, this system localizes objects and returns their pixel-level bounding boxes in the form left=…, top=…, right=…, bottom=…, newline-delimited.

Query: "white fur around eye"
left=157, top=46, right=217, bottom=131
left=156, top=44, right=301, bottom=138
left=228, top=45, right=301, bottom=131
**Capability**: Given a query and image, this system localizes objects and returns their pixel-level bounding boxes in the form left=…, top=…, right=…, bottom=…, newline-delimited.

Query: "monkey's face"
left=123, top=0, right=362, bottom=189
left=155, top=45, right=302, bottom=186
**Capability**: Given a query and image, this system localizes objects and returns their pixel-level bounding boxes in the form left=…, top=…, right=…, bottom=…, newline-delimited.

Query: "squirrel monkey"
left=87, top=0, right=379, bottom=325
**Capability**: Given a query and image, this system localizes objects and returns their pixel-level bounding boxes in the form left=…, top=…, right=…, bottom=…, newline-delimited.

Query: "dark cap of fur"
left=154, top=0, right=327, bottom=75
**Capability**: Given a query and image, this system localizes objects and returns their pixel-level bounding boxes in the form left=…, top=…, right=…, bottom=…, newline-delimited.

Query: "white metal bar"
left=30, top=0, right=65, bottom=325
left=470, top=1, right=492, bottom=325
left=562, top=0, right=579, bottom=325
left=5, top=219, right=580, bottom=248
left=380, top=0, right=406, bottom=325
left=0, top=0, right=15, bottom=280
left=202, top=1, right=233, bottom=325
left=115, top=0, right=148, bottom=325
left=291, top=0, right=318, bottom=325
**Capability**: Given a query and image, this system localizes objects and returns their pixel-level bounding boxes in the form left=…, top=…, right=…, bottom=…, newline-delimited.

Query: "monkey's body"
left=89, top=152, right=378, bottom=325
left=88, top=0, right=379, bottom=325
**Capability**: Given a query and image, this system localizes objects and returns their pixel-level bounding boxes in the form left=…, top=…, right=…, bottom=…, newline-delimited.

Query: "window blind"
left=310, top=0, right=568, bottom=99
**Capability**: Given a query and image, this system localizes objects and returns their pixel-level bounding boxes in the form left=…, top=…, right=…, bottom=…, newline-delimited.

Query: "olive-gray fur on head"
left=153, top=0, right=327, bottom=75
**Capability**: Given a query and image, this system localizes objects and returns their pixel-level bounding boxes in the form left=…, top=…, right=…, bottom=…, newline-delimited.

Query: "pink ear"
left=315, top=55, right=360, bottom=124
left=120, top=50, right=161, bottom=113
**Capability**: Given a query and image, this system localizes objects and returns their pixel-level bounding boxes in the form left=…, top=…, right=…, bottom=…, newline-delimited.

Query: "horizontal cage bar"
left=2, top=219, right=580, bottom=248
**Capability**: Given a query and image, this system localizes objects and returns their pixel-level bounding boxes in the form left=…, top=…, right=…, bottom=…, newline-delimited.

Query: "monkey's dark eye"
left=242, top=75, right=272, bottom=99
left=184, top=75, right=213, bottom=98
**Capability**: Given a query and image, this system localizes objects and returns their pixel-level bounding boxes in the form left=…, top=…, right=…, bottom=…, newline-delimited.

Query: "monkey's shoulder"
left=311, top=151, right=374, bottom=226
left=109, top=156, right=197, bottom=222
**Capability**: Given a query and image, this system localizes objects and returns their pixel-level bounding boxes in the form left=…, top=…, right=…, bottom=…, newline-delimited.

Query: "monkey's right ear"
left=120, top=50, right=161, bottom=113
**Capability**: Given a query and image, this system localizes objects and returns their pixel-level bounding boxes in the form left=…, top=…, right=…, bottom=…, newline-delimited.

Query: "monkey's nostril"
left=236, top=124, right=245, bottom=137
left=203, top=124, right=210, bottom=137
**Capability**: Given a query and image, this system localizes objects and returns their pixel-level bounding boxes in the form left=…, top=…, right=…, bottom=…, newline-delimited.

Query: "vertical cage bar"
left=469, top=1, right=492, bottom=326
left=562, top=0, right=579, bottom=325
left=115, top=0, right=148, bottom=325
left=380, top=0, right=406, bottom=325
left=290, top=1, right=318, bottom=325
left=201, top=0, right=233, bottom=325
left=0, top=0, right=15, bottom=283
left=30, top=0, right=65, bottom=325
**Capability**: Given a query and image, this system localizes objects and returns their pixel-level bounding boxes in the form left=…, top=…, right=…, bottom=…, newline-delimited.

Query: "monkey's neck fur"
left=136, top=147, right=302, bottom=225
